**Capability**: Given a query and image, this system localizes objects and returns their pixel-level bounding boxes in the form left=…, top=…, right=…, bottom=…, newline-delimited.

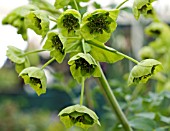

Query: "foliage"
left=1, top=0, right=169, bottom=131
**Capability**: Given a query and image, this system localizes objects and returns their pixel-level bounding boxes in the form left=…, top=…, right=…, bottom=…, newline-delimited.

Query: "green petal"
left=19, top=67, right=47, bottom=96
left=128, top=59, right=163, bottom=86
left=25, top=10, right=49, bottom=37
left=54, top=0, right=71, bottom=9
left=58, top=104, right=100, bottom=129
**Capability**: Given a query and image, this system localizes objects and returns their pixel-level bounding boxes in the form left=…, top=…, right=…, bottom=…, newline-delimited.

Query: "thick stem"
left=80, top=77, right=85, bottom=105
left=97, top=64, right=133, bottom=131
left=41, top=57, right=55, bottom=70
left=116, top=0, right=129, bottom=9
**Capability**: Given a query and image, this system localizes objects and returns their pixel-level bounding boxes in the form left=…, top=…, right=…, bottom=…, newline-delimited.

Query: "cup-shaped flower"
left=68, top=53, right=101, bottom=82
left=6, top=46, right=30, bottom=73
left=58, top=104, right=100, bottom=130
left=81, top=9, right=119, bottom=43
left=132, top=0, right=156, bottom=20
left=19, top=67, right=47, bottom=96
left=43, top=32, right=65, bottom=63
left=25, top=10, right=49, bottom=37
left=2, top=5, right=38, bottom=40
left=57, top=9, right=81, bottom=37
left=128, top=59, right=163, bottom=86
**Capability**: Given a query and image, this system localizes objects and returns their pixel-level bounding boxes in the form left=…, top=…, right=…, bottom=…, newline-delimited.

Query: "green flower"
left=6, top=46, right=30, bottom=73
left=132, top=0, right=156, bottom=20
left=25, top=10, right=49, bottom=37
left=2, top=5, right=38, bottom=40
left=68, top=53, right=101, bottom=82
left=57, top=9, right=81, bottom=37
left=58, top=104, right=100, bottom=130
left=19, top=67, right=47, bottom=96
left=139, top=46, right=155, bottom=60
left=81, top=9, right=119, bottom=43
left=43, top=32, right=65, bottom=63
left=128, top=59, right=163, bottom=86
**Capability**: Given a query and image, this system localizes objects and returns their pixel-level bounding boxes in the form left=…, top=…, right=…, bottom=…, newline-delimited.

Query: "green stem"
left=88, top=41, right=139, bottom=64
left=82, top=39, right=86, bottom=54
left=49, top=18, right=57, bottom=23
left=116, top=0, right=129, bottom=9
left=97, top=64, right=133, bottom=131
left=19, top=49, right=46, bottom=57
left=73, top=0, right=79, bottom=11
left=80, top=77, right=85, bottom=105
left=41, top=57, right=55, bottom=70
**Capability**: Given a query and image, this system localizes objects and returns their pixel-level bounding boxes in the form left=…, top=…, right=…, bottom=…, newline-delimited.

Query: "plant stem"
left=116, top=0, right=129, bottom=9
left=49, top=18, right=57, bottom=23
left=97, top=64, right=133, bottom=131
left=19, top=49, right=46, bottom=57
left=41, top=57, right=55, bottom=70
left=82, top=39, right=86, bottom=54
left=73, top=0, right=79, bottom=11
left=88, top=41, right=139, bottom=64
left=80, top=77, right=85, bottom=105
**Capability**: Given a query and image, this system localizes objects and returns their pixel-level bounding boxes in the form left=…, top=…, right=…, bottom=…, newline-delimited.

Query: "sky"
left=0, top=0, right=170, bottom=68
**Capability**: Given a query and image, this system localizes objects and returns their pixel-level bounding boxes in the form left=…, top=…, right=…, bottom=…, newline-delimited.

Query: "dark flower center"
left=33, top=16, right=42, bottom=30
left=62, top=14, right=79, bottom=33
left=51, top=35, right=64, bottom=54
left=30, top=77, right=42, bottom=88
left=75, top=58, right=95, bottom=73
left=87, top=12, right=111, bottom=34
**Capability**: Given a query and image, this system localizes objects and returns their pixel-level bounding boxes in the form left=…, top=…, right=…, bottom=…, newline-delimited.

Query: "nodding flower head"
left=19, top=67, right=47, bottom=96
left=57, top=9, right=81, bottom=36
left=81, top=9, right=119, bottom=43
left=51, top=35, right=64, bottom=54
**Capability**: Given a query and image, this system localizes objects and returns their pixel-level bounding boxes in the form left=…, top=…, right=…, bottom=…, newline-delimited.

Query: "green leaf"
left=6, top=46, right=30, bottom=73
left=132, top=0, right=155, bottom=20
left=58, top=104, right=100, bottom=130
left=43, top=32, right=65, bottom=63
left=128, top=59, right=163, bottom=86
left=89, top=42, right=124, bottom=63
left=54, top=0, right=71, bottom=9
left=2, top=5, right=38, bottom=40
left=57, top=9, right=81, bottom=37
left=25, top=10, right=49, bottom=37
left=19, top=67, right=47, bottom=96
left=129, top=117, right=156, bottom=131
left=81, top=9, right=119, bottom=43
left=68, top=53, right=101, bottom=82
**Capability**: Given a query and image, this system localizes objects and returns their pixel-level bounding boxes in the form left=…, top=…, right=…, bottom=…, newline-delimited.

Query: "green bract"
left=81, top=9, right=119, bottom=43
left=57, top=9, right=81, bottom=37
left=128, top=59, right=163, bottom=86
left=132, top=0, right=155, bottom=20
left=43, top=32, right=65, bottom=63
left=25, top=10, right=49, bottom=37
left=19, top=67, right=47, bottom=96
left=68, top=53, right=101, bottom=82
left=6, top=46, right=30, bottom=73
left=2, top=5, right=38, bottom=40
left=58, top=104, right=100, bottom=130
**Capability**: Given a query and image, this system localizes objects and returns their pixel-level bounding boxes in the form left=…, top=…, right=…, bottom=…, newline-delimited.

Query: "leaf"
left=81, top=9, right=119, bottom=43
left=58, top=104, right=100, bottom=130
left=57, top=9, right=81, bottom=37
left=25, top=10, right=49, bottom=37
left=54, top=0, right=71, bottom=9
left=2, top=5, right=38, bottom=40
left=128, top=59, right=163, bottom=86
left=68, top=53, right=101, bottom=82
left=129, top=117, right=156, bottom=131
left=43, top=32, right=65, bottom=63
left=89, top=42, right=124, bottom=63
left=19, top=67, right=47, bottom=96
